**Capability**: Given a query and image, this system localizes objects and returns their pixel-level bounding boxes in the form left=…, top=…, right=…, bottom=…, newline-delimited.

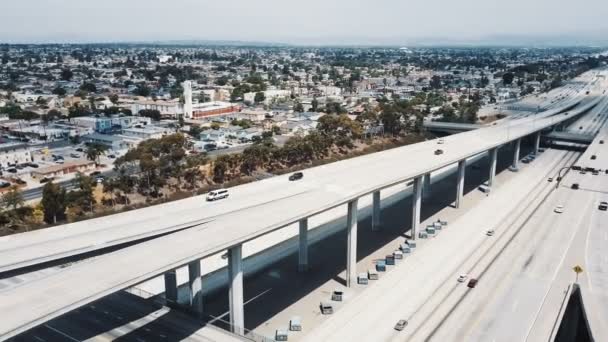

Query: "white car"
left=437, top=138, right=445, bottom=144
left=486, top=229, right=495, bottom=236
left=206, top=189, right=229, bottom=201
left=554, top=205, right=564, bottom=214
left=457, top=274, right=468, bottom=283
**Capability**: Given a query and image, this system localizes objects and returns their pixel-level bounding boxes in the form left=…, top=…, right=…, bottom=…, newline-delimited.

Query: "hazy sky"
left=2, top=0, right=608, bottom=44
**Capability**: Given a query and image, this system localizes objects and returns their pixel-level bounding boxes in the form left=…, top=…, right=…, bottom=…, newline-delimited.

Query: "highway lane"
left=9, top=292, right=245, bottom=342
left=302, top=97, right=607, bottom=342
left=0, top=75, right=606, bottom=339
left=301, top=139, right=582, bottom=341
left=404, top=104, right=608, bottom=341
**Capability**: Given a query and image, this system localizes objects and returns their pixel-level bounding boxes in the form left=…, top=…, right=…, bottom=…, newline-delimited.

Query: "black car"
left=76, top=147, right=84, bottom=152
left=591, top=155, right=597, bottom=160
left=571, top=183, right=580, bottom=190
left=90, top=171, right=101, bottom=176
left=40, top=177, right=52, bottom=184
left=289, top=172, right=303, bottom=181
left=14, top=178, right=26, bottom=185
left=108, top=154, right=116, bottom=159
left=7, top=168, right=17, bottom=173
left=28, top=162, right=39, bottom=168
left=434, top=149, right=444, bottom=155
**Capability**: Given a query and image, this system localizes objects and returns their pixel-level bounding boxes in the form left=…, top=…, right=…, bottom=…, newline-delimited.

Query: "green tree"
left=310, top=98, right=319, bottom=112
left=66, top=173, right=96, bottom=214
left=109, top=93, right=119, bottom=105
left=52, top=86, right=67, bottom=97
left=41, top=181, right=67, bottom=224
left=430, top=75, right=442, bottom=89
left=61, top=68, right=73, bottom=81
left=86, top=143, right=108, bottom=164
left=1, top=185, right=24, bottom=212
left=294, top=101, right=304, bottom=112
left=502, top=72, right=514, bottom=85
left=254, top=92, right=266, bottom=103
left=138, top=109, right=161, bottom=121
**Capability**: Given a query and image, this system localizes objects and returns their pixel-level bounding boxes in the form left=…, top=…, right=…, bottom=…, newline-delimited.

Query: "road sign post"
left=573, top=265, right=583, bottom=283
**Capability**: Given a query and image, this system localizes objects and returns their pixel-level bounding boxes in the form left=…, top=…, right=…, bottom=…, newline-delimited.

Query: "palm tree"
left=86, top=143, right=108, bottom=165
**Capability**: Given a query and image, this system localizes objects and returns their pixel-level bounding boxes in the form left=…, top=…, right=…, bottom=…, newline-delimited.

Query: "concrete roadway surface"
left=300, top=136, right=583, bottom=342
left=0, top=73, right=605, bottom=339
left=379, top=104, right=608, bottom=341
left=0, top=75, right=601, bottom=276
left=9, top=292, right=245, bottom=342
left=421, top=113, right=608, bottom=342
left=301, top=100, right=606, bottom=341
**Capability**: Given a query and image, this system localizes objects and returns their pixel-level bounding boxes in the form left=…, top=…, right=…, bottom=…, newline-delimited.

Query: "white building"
left=244, top=89, right=291, bottom=105
left=121, top=126, right=173, bottom=140
left=0, top=143, right=33, bottom=168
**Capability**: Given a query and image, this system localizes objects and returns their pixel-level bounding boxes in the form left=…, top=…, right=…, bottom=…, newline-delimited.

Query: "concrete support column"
left=298, top=218, right=309, bottom=272
left=534, top=132, right=541, bottom=156
left=372, top=191, right=381, bottom=231
left=411, top=176, right=423, bottom=240
left=164, top=270, right=178, bottom=307
left=346, top=199, right=358, bottom=287
left=422, top=173, right=431, bottom=198
left=456, top=159, right=466, bottom=208
left=188, top=261, right=203, bottom=317
left=488, top=148, right=498, bottom=187
left=228, top=245, right=244, bottom=335
left=512, top=139, right=521, bottom=170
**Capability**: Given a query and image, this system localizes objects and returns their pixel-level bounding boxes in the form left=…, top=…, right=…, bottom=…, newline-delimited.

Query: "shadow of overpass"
left=198, top=141, right=550, bottom=332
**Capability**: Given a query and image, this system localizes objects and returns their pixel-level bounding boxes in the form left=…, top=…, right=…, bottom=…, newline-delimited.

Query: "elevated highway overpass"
left=0, top=82, right=600, bottom=277
left=0, top=74, right=606, bottom=340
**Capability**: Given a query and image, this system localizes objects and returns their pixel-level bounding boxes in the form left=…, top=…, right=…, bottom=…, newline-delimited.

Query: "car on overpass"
left=434, top=149, right=444, bottom=155
left=599, top=201, right=608, bottom=211
left=206, top=189, right=229, bottom=201
left=554, top=205, right=564, bottom=214
left=289, top=172, right=303, bottom=181
left=394, top=319, right=408, bottom=331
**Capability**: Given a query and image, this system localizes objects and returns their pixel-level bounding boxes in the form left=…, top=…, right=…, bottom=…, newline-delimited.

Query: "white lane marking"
left=44, top=324, right=80, bottom=342
left=33, top=335, right=45, bottom=341
left=584, top=209, right=595, bottom=292
left=83, top=307, right=170, bottom=342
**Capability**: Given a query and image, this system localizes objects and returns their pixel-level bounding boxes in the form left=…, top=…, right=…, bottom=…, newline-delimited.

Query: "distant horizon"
left=2, top=33, right=608, bottom=49
left=3, top=0, right=608, bottom=47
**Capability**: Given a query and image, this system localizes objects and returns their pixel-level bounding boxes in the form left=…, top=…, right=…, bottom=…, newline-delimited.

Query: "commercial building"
left=81, top=133, right=128, bottom=150
left=72, top=117, right=113, bottom=133
left=0, top=143, right=33, bottom=168
left=31, top=160, right=96, bottom=179
left=121, top=126, right=173, bottom=140
left=189, top=101, right=241, bottom=120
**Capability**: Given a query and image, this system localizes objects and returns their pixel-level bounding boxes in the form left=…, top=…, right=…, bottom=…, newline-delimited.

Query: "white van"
left=206, top=189, right=229, bottom=201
